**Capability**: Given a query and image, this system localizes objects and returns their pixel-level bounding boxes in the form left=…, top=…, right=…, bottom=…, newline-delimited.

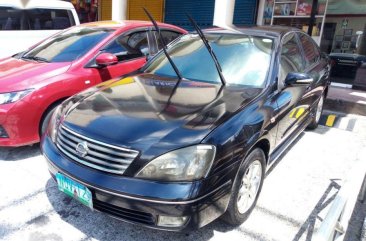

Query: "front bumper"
left=0, top=100, right=39, bottom=147
left=42, top=136, right=233, bottom=231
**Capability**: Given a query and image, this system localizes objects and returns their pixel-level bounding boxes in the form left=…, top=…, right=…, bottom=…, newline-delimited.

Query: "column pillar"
left=213, top=0, right=235, bottom=27
left=256, top=0, right=266, bottom=25
left=112, top=0, right=127, bottom=21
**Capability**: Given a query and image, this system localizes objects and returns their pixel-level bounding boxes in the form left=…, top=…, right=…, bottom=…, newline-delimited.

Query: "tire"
left=221, top=148, right=266, bottom=226
left=39, top=104, right=60, bottom=137
left=307, top=93, right=325, bottom=130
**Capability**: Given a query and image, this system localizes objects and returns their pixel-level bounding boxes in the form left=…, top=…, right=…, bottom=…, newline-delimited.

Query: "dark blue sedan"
left=41, top=25, right=330, bottom=231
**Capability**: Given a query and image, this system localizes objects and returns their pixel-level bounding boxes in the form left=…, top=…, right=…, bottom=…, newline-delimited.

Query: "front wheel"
left=221, top=148, right=266, bottom=226
left=307, top=93, right=325, bottom=130
left=39, top=104, right=60, bottom=137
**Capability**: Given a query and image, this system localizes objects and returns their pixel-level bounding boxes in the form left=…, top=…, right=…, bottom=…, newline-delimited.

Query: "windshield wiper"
left=22, top=55, right=50, bottom=63
left=187, top=14, right=226, bottom=86
left=143, top=8, right=182, bottom=80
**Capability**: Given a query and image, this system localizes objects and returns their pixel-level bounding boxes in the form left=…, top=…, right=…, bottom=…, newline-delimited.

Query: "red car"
left=0, top=21, right=186, bottom=147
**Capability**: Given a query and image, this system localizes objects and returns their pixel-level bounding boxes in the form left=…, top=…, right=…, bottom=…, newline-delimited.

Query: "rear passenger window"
left=0, top=7, right=74, bottom=30
left=154, top=30, right=181, bottom=49
left=298, top=33, right=320, bottom=67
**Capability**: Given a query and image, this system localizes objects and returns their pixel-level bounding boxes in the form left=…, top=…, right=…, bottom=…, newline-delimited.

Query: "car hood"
left=62, top=73, right=262, bottom=156
left=0, top=57, right=71, bottom=92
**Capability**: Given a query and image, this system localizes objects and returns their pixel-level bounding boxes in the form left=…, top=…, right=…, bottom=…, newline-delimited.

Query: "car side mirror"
left=95, top=53, right=118, bottom=67
left=284, top=72, right=313, bottom=87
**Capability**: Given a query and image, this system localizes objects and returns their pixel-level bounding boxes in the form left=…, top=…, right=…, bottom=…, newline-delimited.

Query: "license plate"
left=56, top=173, right=93, bottom=209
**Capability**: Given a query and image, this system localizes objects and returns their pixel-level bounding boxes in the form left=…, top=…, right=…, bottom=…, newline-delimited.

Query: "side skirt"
left=266, top=114, right=313, bottom=174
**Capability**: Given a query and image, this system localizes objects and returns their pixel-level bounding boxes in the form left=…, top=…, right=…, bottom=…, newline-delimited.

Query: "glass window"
left=0, top=7, right=74, bottom=30
left=102, top=31, right=148, bottom=62
left=26, top=9, right=74, bottom=30
left=144, top=34, right=274, bottom=87
left=22, top=27, right=114, bottom=62
left=279, top=33, right=305, bottom=81
left=0, top=7, right=21, bottom=30
left=154, top=30, right=181, bottom=49
left=299, top=33, right=320, bottom=67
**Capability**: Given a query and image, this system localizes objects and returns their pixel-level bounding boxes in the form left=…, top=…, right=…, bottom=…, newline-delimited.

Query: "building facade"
left=96, top=0, right=259, bottom=29
left=260, top=0, right=366, bottom=88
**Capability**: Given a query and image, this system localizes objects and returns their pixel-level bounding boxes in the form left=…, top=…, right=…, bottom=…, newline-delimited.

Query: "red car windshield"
left=22, top=27, right=114, bottom=63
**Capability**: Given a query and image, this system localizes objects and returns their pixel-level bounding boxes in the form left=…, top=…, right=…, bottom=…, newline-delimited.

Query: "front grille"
left=56, top=125, right=139, bottom=175
left=93, top=199, right=155, bottom=225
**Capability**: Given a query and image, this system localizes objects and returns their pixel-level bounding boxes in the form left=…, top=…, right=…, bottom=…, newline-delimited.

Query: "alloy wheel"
left=237, top=160, right=262, bottom=214
left=315, top=95, right=324, bottom=123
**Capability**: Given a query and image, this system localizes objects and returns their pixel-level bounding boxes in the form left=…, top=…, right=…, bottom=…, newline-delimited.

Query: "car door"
left=274, top=32, right=314, bottom=146
left=88, top=29, right=150, bottom=83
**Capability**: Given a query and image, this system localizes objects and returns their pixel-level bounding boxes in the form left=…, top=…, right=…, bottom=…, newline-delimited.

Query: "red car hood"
left=0, top=57, right=71, bottom=92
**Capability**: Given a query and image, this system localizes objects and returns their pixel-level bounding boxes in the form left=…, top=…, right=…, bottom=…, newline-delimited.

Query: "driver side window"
left=102, top=31, right=148, bottom=62
left=278, top=32, right=305, bottom=89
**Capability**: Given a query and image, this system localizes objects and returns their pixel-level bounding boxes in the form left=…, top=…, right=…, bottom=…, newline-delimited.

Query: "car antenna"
left=186, top=14, right=226, bottom=86
left=143, top=8, right=183, bottom=80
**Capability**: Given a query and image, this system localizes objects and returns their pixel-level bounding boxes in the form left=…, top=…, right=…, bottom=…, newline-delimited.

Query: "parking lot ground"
left=0, top=114, right=365, bottom=241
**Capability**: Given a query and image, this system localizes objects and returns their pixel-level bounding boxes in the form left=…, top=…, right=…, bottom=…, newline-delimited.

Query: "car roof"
left=204, top=25, right=302, bottom=38
left=0, top=0, right=75, bottom=9
left=80, top=20, right=186, bottom=33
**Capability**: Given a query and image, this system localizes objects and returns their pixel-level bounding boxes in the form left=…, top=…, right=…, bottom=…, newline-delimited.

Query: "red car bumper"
left=0, top=100, right=40, bottom=147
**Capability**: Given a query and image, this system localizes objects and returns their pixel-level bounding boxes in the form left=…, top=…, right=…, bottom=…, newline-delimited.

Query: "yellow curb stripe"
left=289, top=109, right=296, bottom=118
left=326, top=114, right=336, bottom=127
left=295, top=108, right=305, bottom=119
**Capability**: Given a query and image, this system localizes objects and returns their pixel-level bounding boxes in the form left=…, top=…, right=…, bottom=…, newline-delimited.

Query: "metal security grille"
left=56, top=125, right=139, bottom=175
left=100, top=0, right=112, bottom=21
left=233, top=0, right=258, bottom=26
left=127, top=0, right=164, bottom=22
left=164, top=0, right=215, bottom=31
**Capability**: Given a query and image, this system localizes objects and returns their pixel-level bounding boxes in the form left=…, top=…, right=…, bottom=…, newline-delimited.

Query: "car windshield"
left=22, top=27, right=114, bottom=62
left=144, top=33, right=274, bottom=87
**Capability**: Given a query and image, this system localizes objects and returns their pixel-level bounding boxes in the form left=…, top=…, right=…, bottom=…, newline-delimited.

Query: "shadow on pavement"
left=292, top=180, right=341, bottom=241
left=0, top=144, right=40, bottom=161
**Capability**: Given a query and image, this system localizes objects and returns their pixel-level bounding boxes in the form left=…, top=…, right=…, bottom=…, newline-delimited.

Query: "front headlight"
left=0, top=89, right=33, bottom=105
left=47, top=105, right=62, bottom=143
left=136, top=145, right=216, bottom=181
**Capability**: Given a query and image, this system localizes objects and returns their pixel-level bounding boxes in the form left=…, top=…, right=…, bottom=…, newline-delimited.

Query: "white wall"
left=213, top=0, right=235, bottom=27
left=256, top=0, right=266, bottom=25
left=112, top=0, right=127, bottom=21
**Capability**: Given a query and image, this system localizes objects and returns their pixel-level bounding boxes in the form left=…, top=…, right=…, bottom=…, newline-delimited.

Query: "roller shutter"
left=233, top=0, right=258, bottom=26
left=164, top=0, right=215, bottom=31
left=100, top=0, right=112, bottom=21
left=128, top=0, right=164, bottom=22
